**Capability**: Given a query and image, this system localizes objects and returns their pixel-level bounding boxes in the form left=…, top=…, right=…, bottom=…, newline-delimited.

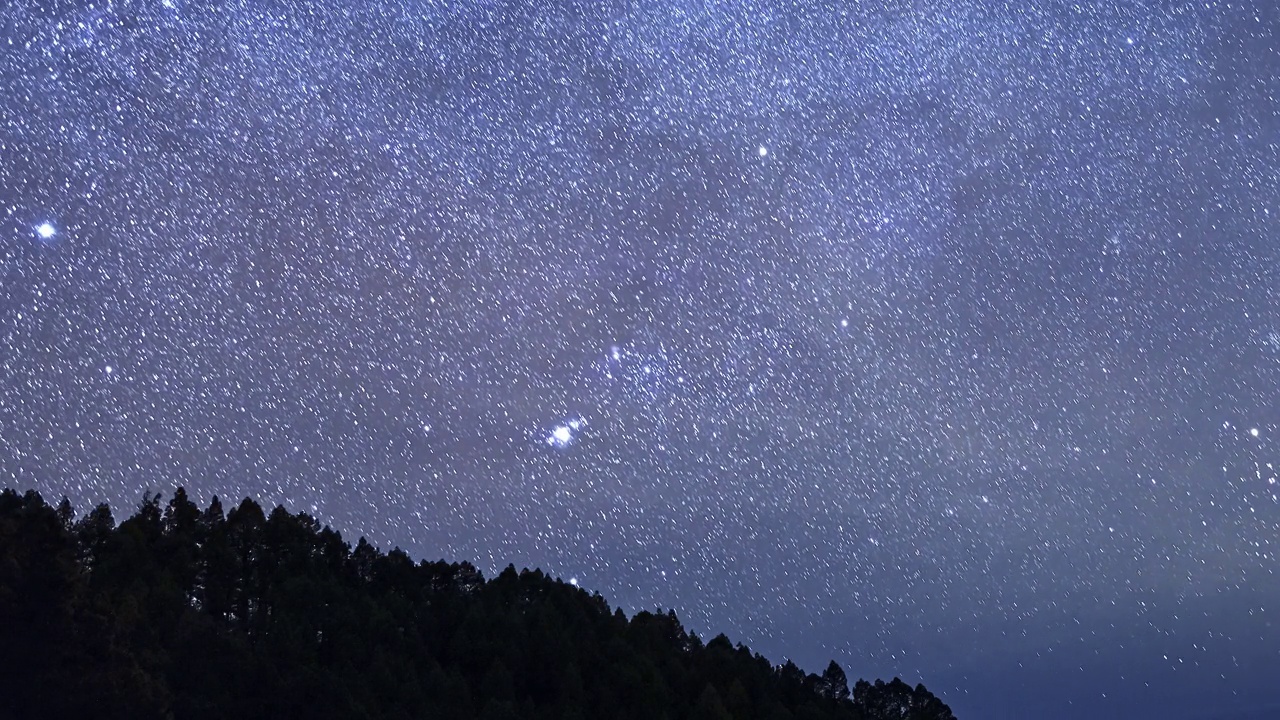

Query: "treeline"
left=0, top=488, right=955, bottom=720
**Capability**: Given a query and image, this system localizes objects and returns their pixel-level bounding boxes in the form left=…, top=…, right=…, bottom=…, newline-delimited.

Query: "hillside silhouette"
left=0, top=487, right=956, bottom=720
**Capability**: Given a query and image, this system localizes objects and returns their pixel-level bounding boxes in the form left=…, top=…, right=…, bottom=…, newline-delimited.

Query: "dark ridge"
left=0, top=487, right=956, bottom=720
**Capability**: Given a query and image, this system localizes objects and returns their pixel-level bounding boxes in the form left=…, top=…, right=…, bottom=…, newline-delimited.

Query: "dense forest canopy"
left=0, top=487, right=955, bottom=720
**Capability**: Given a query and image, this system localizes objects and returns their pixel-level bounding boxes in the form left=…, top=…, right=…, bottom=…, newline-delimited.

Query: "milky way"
left=2, top=2, right=1279, bottom=718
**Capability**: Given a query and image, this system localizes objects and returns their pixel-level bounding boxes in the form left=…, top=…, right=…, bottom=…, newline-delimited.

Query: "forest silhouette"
left=0, top=487, right=956, bottom=720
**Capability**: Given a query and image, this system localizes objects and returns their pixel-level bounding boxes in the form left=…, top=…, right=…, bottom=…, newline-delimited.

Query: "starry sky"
left=2, top=1, right=1279, bottom=717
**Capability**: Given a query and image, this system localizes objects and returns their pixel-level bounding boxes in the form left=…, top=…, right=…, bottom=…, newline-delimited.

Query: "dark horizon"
left=2, top=486, right=964, bottom=720
left=2, top=1, right=1278, bottom=718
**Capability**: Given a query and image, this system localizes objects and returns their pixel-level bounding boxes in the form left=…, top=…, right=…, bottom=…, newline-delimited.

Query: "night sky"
left=3, top=1, right=1279, bottom=718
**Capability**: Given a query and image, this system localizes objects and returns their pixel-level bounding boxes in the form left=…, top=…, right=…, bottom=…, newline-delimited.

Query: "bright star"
left=547, top=424, right=574, bottom=447
left=35, top=222, right=56, bottom=239
left=547, top=417, right=586, bottom=448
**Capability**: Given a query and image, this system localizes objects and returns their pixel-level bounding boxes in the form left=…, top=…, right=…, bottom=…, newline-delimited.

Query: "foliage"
left=0, top=488, right=957, bottom=720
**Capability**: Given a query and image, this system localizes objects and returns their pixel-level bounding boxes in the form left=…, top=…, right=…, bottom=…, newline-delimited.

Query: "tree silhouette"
left=852, top=678, right=957, bottom=720
left=0, top=487, right=959, bottom=720
left=819, top=660, right=851, bottom=701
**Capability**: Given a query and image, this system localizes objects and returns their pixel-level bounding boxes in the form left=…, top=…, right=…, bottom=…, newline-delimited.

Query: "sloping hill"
left=0, top=488, right=955, bottom=720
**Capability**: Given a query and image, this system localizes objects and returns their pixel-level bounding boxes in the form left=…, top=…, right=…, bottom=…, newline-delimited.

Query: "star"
left=546, top=417, right=586, bottom=448
left=547, top=422, right=575, bottom=448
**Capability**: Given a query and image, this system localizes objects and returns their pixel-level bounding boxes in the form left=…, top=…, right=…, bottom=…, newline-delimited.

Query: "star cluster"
left=2, top=2, right=1279, bottom=718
